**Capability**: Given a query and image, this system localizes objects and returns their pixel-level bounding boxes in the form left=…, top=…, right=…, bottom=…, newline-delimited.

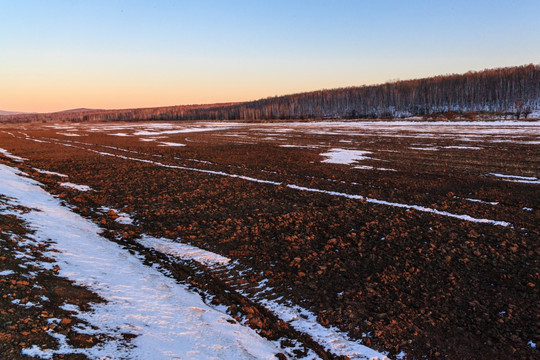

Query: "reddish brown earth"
left=0, top=198, right=105, bottom=359
left=0, top=121, right=538, bottom=359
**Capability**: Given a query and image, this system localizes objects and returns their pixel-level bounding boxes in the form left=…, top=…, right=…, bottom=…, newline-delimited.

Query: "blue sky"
left=1, top=0, right=539, bottom=112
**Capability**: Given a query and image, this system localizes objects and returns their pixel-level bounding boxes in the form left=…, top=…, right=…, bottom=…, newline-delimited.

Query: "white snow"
left=280, top=144, right=320, bottom=149
left=489, top=173, right=537, bottom=181
left=32, top=168, right=69, bottom=178
left=0, top=164, right=281, bottom=360
left=464, top=198, right=499, bottom=206
left=444, top=145, right=482, bottom=150
left=410, top=146, right=438, bottom=151
left=137, top=235, right=231, bottom=266
left=99, top=207, right=134, bottom=225
left=0, top=269, right=14, bottom=276
left=59, top=182, right=92, bottom=192
left=377, top=168, right=397, bottom=172
left=488, top=173, right=540, bottom=184
left=56, top=132, right=81, bottom=137
left=321, top=149, right=372, bottom=164
left=158, top=142, right=186, bottom=147
left=354, top=165, right=397, bottom=172
left=257, top=297, right=388, bottom=360
left=0, top=147, right=27, bottom=162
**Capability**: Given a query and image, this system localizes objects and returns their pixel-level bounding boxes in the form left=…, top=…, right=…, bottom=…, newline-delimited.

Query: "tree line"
left=2, top=64, right=538, bottom=123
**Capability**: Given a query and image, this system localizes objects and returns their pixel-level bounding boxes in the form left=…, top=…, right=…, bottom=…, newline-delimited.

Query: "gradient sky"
left=1, top=0, right=539, bottom=113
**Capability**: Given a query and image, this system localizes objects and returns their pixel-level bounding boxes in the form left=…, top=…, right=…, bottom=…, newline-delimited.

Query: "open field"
left=1, top=120, right=538, bottom=359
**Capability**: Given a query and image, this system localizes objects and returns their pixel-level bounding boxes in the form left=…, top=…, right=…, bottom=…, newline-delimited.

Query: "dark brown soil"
left=0, top=198, right=104, bottom=359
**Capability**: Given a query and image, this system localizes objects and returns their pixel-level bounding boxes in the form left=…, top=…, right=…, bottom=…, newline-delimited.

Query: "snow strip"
left=320, top=149, right=371, bottom=164
left=158, top=142, right=186, bottom=147
left=0, top=164, right=281, bottom=359
left=464, top=198, right=499, bottom=206
left=138, top=236, right=388, bottom=359
left=488, top=173, right=539, bottom=184
left=286, top=185, right=511, bottom=227
left=137, top=235, right=231, bottom=266
left=280, top=144, right=320, bottom=149
left=444, top=145, right=482, bottom=150
left=489, top=173, right=538, bottom=181
left=256, top=297, right=388, bottom=360
left=32, top=168, right=69, bottom=178
left=59, top=182, right=92, bottom=192
left=0, top=147, right=27, bottom=162
left=410, top=147, right=438, bottom=151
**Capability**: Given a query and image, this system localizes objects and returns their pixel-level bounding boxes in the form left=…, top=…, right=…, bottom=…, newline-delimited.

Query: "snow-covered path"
left=0, top=164, right=281, bottom=359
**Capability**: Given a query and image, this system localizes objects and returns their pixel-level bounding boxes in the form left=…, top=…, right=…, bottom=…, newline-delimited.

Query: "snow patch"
left=410, top=146, right=438, bottom=151
left=488, top=173, right=540, bottom=184
left=137, top=236, right=231, bottom=266
left=99, top=207, right=134, bottom=225
left=321, top=149, right=371, bottom=165
left=464, top=198, right=499, bottom=206
left=59, top=182, right=92, bottom=192
left=280, top=144, right=320, bottom=149
left=32, top=168, right=68, bottom=178
left=158, top=142, right=186, bottom=147
left=0, top=147, right=27, bottom=162
left=444, top=145, right=482, bottom=150
left=354, top=165, right=397, bottom=172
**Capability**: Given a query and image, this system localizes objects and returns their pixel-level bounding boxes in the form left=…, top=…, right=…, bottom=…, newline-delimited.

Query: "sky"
left=1, top=0, right=539, bottom=113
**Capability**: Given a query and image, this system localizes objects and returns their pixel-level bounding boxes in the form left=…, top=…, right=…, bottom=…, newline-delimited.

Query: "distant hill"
left=57, top=108, right=99, bottom=114
left=0, top=103, right=239, bottom=124
left=1, top=64, right=539, bottom=123
left=0, top=110, right=24, bottom=116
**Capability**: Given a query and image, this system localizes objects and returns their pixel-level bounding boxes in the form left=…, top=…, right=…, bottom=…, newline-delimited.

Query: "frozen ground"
left=0, top=162, right=390, bottom=360
left=0, top=164, right=284, bottom=360
left=33, top=137, right=514, bottom=227
left=1, top=120, right=538, bottom=360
